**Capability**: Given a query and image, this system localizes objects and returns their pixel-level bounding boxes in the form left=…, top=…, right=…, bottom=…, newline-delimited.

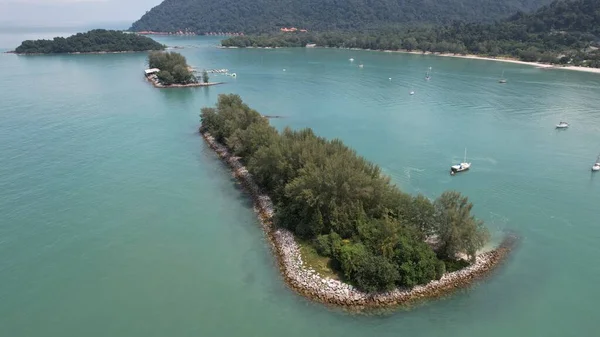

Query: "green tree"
left=202, top=70, right=210, bottom=84
left=148, top=51, right=196, bottom=85
left=14, top=29, right=164, bottom=54
left=433, top=191, right=489, bottom=262
left=157, top=70, right=175, bottom=85
left=199, top=94, right=490, bottom=292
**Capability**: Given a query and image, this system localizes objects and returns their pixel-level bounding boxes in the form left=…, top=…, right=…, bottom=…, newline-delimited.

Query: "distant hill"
left=222, top=0, right=600, bottom=67
left=509, top=0, right=600, bottom=36
left=129, top=0, right=554, bottom=34
left=14, top=29, right=165, bottom=54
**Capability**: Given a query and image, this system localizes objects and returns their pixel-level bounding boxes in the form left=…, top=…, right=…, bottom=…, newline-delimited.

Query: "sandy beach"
left=382, top=49, right=600, bottom=74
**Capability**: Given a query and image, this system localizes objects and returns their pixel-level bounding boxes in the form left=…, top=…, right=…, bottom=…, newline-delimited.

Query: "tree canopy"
left=200, top=94, right=490, bottom=292
left=14, top=29, right=165, bottom=54
left=221, top=0, right=600, bottom=67
left=129, top=0, right=553, bottom=34
left=148, top=51, right=197, bottom=85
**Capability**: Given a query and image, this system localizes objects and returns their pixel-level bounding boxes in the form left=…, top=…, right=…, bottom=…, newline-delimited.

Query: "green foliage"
left=130, top=0, right=553, bottom=34
left=148, top=51, right=197, bottom=85
left=434, top=191, right=490, bottom=262
left=443, top=258, right=470, bottom=272
left=221, top=0, right=600, bottom=67
left=14, top=29, right=164, bottom=54
left=201, top=94, right=490, bottom=292
left=157, top=70, right=175, bottom=85
left=313, top=234, right=332, bottom=256
left=202, top=70, right=210, bottom=84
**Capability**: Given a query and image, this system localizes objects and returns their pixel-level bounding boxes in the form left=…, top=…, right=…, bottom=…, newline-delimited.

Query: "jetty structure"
left=199, top=94, right=515, bottom=311
left=144, top=51, right=224, bottom=88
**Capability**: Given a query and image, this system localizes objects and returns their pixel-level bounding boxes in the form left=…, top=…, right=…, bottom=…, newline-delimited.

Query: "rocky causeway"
left=201, top=130, right=515, bottom=310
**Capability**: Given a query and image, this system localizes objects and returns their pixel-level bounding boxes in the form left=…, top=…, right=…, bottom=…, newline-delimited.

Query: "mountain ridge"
left=129, top=0, right=555, bottom=34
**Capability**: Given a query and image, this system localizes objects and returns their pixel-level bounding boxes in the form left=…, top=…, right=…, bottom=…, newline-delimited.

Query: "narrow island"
left=145, top=51, right=224, bottom=88
left=11, top=29, right=165, bottom=55
left=199, top=94, right=515, bottom=310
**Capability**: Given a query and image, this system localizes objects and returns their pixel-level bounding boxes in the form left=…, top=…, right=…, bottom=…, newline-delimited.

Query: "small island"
left=12, top=29, right=165, bottom=54
left=145, top=51, right=223, bottom=88
left=200, top=94, right=514, bottom=309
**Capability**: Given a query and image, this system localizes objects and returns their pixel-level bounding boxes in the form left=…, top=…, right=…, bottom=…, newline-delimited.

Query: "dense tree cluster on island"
left=148, top=51, right=197, bottom=85
left=14, top=30, right=165, bottom=54
left=221, top=0, right=600, bottom=67
left=200, top=94, right=489, bottom=292
left=129, top=0, right=553, bottom=34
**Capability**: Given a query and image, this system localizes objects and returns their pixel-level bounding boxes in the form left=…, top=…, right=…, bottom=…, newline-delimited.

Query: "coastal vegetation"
left=148, top=51, right=197, bottom=85
left=200, top=94, right=489, bottom=292
left=14, top=29, right=165, bottom=54
left=221, top=0, right=600, bottom=67
left=130, top=0, right=552, bottom=34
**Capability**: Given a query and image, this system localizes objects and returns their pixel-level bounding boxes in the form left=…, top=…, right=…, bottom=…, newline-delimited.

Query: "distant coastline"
left=219, top=45, right=600, bottom=75
left=6, top=50, right=161, bottom=55
left=386, top=49, right=600, bottom=74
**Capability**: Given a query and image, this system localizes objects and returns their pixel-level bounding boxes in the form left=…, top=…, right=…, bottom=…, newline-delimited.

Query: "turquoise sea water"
left=1, top=33, right=600, bottom=336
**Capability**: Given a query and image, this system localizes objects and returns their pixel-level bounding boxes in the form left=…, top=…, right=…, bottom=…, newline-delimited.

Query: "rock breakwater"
left=201, top=130, right=515, bottom=310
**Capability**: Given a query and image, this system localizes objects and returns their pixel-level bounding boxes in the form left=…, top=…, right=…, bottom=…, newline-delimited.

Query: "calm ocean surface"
left=1, top=32, right=599, bottom=337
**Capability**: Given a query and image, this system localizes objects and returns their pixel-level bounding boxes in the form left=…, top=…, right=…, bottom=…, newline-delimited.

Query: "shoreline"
left=6, top=49, right=164, bottom=55
left=219, top=45, right=600, bottom=74
left=391, top=50, right=600, bottom=74
left=145, top=76, right=224, bottom=88
left=339, top=47, right=600, bottom=74
left=200, top=129, right=516, bottom=311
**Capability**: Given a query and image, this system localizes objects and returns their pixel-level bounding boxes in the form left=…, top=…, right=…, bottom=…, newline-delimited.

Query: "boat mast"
left=464, top=148, right=467, bottom=163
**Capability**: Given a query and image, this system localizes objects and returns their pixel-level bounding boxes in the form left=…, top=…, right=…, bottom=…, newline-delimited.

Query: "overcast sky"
left=0, top=0, right=163, bottom=27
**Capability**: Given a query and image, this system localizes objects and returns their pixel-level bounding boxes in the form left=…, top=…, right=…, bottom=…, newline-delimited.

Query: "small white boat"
left=498, top=70, right=507, bottom=83
left=410, top=91, right=415, bottom=95
left=349, top=58, right=355, bottom=62
left=556, top=121, right=569, bottom=129
left=592, top=155, right=600, bottom=171
left=451, top=148, right=471, bottom=173
left=425, top=66, right=432, bottom=80
left=358, top=64, right=364, bottom=68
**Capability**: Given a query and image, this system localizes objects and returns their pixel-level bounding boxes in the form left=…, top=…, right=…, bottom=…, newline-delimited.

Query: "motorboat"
left=451, top=148, right=471, bottom=173
left=358, top=64, right=364, bottom=68
left=556, top=121, right=569, bottom=129
left=409, top=91, right=415, bottom=95
left=349, top=58, right=355, bottom=62
left=593, top=155, right=600, bottom=171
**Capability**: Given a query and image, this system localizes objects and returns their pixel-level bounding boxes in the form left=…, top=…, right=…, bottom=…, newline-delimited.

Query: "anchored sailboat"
left=451, top=148, right=471, bottom=174
left=498, top=70, right=507, bottom=83
left=425, top=67, right=432, bottom=80
left=592, top=154, right=600, bottom=172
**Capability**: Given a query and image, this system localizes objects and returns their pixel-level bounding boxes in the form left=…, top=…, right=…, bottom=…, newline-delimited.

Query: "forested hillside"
left=14, top=30, right=164, bottom=54
left=130, top=0, right=553, bottom=34
left=222, top=0, right=600, bottom=67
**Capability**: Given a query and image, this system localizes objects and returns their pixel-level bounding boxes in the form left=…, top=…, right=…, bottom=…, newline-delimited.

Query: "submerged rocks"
left=201, top=131, right=515, bottom=310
